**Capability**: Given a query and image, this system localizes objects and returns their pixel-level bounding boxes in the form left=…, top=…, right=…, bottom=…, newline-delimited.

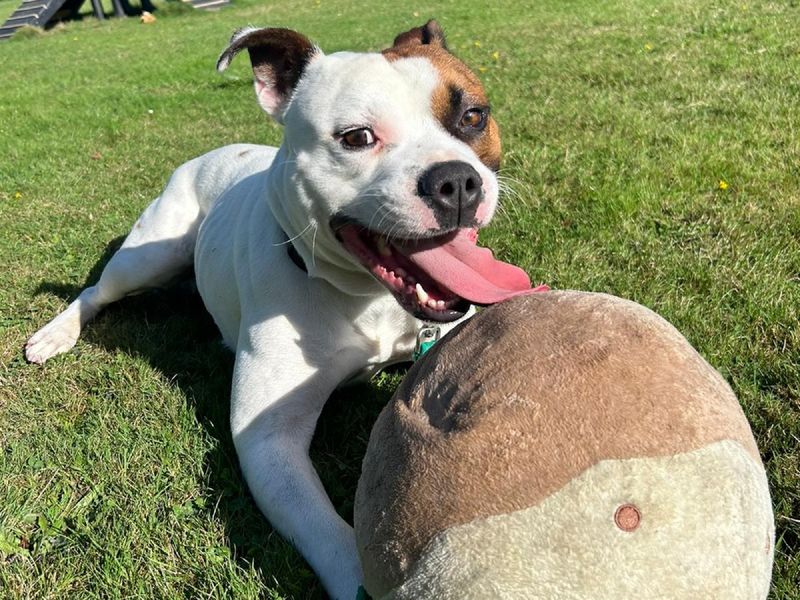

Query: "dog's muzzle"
left=333, top=219, right=536, bottom=323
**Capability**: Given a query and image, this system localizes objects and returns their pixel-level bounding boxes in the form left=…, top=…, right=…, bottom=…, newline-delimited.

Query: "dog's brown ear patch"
left=392, top=19, right=447, bottom=49
left=384, top=22, right=502, bottom=171
left=217, top=27, right=319, bottom=122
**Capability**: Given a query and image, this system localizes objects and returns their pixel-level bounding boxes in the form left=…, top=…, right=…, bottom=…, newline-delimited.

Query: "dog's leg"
left=231, top=319, right=369, bottom=600
left=25, top=168, right=203, bottom=364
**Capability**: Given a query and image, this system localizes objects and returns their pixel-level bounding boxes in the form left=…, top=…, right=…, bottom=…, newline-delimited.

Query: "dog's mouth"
left=334, top=221, right=534, bottom=322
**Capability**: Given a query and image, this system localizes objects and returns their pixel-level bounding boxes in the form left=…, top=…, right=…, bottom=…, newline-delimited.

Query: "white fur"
left=26, top=42, right=495, bottom=599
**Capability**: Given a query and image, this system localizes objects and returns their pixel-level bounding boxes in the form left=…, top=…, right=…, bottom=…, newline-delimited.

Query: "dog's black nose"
left=418, top=161, right=483, bottom=227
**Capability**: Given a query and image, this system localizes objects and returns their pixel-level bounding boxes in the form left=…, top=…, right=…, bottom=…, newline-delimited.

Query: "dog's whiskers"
left=495, top=173, right=537, bottom=221
left=272, top=222, right=314, bottom=246
left=310, top=223, right=318, bottom=268
left=372, top=207, right=396, bottom=235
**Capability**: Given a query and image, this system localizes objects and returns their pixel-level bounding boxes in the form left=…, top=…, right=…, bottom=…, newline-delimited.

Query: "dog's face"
left=218, top=22, right=530, bottom=322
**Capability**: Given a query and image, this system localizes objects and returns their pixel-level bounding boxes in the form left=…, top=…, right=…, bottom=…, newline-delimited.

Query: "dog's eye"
left=340, top=128, right=377, bottom=150
left=460, top=108, right=487, bottom=130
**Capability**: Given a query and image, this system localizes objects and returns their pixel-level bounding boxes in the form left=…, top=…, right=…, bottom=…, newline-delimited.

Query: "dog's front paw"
left=25, top=313, right=81, bottom=364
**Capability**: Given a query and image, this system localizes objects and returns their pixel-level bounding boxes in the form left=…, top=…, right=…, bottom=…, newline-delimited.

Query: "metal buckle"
left=413, top=324, right=441, bottom=361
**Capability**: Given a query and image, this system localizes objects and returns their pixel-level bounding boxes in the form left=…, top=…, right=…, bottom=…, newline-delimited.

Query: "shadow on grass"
left=34, top=237, right=397, bottom=600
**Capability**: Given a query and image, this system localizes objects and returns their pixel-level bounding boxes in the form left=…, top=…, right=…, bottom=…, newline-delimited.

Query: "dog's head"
left=218, top=21, right=531, bottom=322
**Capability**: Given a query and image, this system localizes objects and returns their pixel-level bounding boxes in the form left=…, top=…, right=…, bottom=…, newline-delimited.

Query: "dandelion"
left=478, top=66, right=487, bottom=73
left=473, top=40, right=482, bottom=48
left=14, top=192, right=22, bottom=199
left=644, top=43, right=653, bottom=52
left=491, top=51, right=500, bottom=61
left=718, top=180, right=729, bottom=190
left=147, top=109, right=154, bottom=115
left=412, top=11, right=419, bottom=17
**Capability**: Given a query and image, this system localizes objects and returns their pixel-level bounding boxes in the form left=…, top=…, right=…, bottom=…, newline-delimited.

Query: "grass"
left=0, top=0, right=798, bottom=597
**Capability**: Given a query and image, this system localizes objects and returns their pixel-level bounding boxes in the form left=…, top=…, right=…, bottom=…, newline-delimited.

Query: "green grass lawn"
left=0, top=0, right=798, bottom=597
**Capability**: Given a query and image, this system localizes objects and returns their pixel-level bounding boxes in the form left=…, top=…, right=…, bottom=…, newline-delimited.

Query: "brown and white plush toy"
left=355, top=291, right=774, bottom=600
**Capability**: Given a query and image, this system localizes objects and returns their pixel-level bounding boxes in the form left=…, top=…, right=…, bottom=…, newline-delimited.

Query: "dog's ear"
left=391, top=19, right=447, bottom=50
left=217, top=27, right=320, bottom=122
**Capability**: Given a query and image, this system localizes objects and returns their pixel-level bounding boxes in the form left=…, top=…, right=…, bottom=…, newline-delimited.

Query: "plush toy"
left=355, top=291, right=774, bottom=599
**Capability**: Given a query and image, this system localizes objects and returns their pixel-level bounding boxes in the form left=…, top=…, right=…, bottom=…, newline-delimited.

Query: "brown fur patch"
left=383, top=29, right=502, bottom=171
left=217, top=28, right=316, bottom=104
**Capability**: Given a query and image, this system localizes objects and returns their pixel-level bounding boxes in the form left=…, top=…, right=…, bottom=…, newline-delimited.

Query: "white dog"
left=25, top=21, right=536, bottom=598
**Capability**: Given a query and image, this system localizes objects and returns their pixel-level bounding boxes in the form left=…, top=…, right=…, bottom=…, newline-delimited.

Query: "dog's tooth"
left=415, top=283, right=429, bottom=304
left=376, top=236, right=392, bottom=257
left=427, top=299, right=438, bottom=309
left=436, top=300, right=446, bottom=310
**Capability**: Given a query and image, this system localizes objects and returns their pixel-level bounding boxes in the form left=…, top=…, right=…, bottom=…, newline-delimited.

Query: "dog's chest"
left=349, top=295, right=418, bottom=366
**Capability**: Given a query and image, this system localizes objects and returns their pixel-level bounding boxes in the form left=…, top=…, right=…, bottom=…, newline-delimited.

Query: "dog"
left=25, top=21, right=537, bottom=598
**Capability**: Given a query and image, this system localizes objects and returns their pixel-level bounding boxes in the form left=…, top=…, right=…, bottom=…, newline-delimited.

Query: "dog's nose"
left=418, top=161, right=483, bottom=227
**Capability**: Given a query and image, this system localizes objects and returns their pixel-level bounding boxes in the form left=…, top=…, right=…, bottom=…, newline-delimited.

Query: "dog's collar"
left=287, top=242, right=308, bottom=273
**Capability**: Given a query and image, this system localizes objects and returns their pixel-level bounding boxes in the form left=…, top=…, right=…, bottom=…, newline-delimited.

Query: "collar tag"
left=413, top=324, right=441, bottom=361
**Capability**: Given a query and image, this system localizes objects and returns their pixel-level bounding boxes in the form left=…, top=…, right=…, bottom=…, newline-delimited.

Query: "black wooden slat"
left=186, top=0, right=229, bottom=7
left=6, top=15, right=40, bottom=24
left=17, top=2, right=47, bottom=9
left=12, top=7, right=48, bottom=16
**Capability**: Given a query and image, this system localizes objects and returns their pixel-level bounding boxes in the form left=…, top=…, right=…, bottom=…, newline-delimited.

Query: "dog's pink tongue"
left=400, top=230, right=537, bottom=305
